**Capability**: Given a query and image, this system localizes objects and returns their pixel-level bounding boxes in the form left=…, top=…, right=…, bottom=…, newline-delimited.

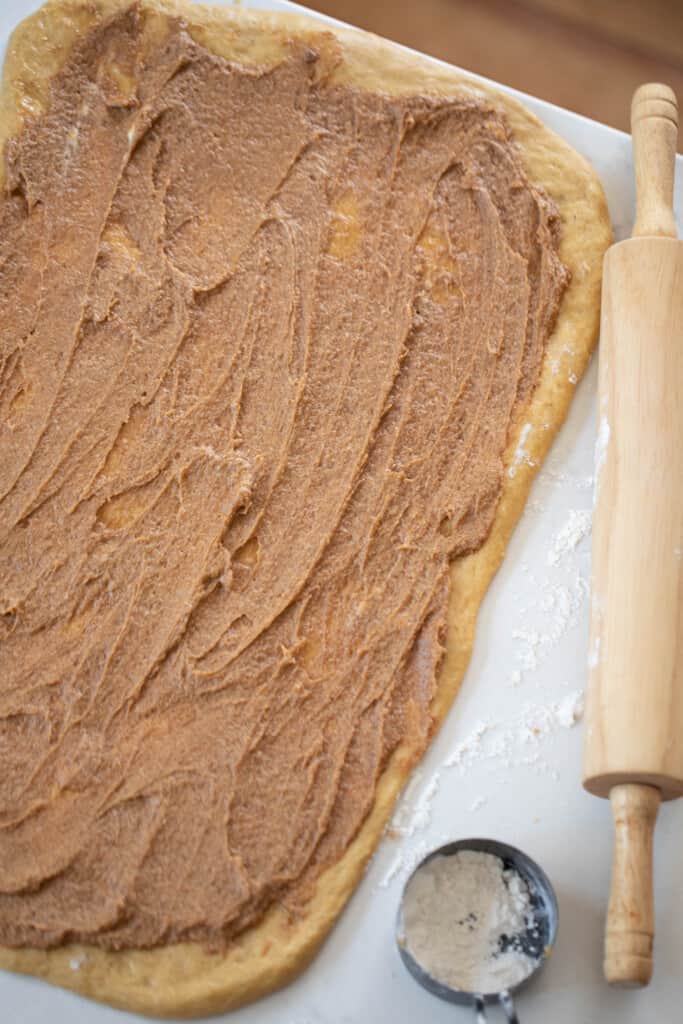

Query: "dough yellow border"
left=0, top=0, right=611, bottom=1015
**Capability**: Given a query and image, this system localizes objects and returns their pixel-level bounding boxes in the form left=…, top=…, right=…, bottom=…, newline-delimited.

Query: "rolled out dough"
left=0, top=0, right=610, bottom=1015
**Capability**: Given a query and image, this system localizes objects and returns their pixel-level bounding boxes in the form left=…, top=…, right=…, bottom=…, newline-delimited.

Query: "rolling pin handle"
left=605, top=783, right=661, bottom=988
left=631, top=83, right=678, bottom=239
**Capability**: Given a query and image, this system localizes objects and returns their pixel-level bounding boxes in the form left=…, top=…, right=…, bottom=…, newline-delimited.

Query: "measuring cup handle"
left=473, top=995, right=488, bottom=1022
left=498, top=991, right=520, bottom=1023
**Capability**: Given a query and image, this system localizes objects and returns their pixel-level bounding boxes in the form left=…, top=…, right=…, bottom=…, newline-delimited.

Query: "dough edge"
left=0, top=0, right=611, bottom=1015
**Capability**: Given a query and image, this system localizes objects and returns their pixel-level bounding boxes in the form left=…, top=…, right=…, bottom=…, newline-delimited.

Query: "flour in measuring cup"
left=400, top=851, right=539, bottom=993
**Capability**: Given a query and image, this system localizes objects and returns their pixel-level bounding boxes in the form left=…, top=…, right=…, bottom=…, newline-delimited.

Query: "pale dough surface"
left=0, top=0, right=611, bottom=1015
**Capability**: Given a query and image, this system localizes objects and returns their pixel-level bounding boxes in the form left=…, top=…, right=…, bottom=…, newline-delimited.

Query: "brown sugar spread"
left=0, top=7, right=568, bottom=950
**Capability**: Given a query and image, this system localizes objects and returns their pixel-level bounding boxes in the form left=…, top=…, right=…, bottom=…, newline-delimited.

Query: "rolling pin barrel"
left=583, top=83, right=682, bottom=989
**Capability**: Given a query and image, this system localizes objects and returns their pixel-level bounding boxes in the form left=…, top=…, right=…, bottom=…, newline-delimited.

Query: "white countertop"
left=1, top=1, right=682, bottom=1020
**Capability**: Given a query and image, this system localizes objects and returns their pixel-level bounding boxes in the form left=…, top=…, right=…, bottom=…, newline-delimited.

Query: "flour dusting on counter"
left=556, top=690, right=585, bottom=727
left=508, top=422, right=534, bottom=478
left=444, top=721, right=491, bottom=769
left=380, top=840, right=430, bottom=889
left=388, top=771, right=442, bottom=839
left=510, top=572, right=589, bottom=683
left=379, top=460, right=592, bottom=892
left=444, top=692, right=585, bottom=774
left=593, top=413, right=610, bottom=504
left=547, top=509, right=592, bottom=566
left=378, top=689, right=584, bottom=889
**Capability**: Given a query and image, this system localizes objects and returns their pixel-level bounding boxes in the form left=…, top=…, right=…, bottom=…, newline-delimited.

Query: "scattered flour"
left=443, top=692, right=584, bottom=779
left=594, top=414, right=610, bottom=491
left=511, top=628, right=542, bottom=671
left=507, top=423, right=534, bottom=478
left=547, top=509, right=592, bottom=566
left=400, top=852, right=539, bottom=993
left=379, top=839, right=430, bottom=890
left=538, top=464, right=594, bottom=491
left=444, top=721, right=490, bottom=769
left=377, top=682, right=585, bottom=888
left=69, top=954, right=87, bottom=971
left=555, top=690, right=585, bottom=728
left=510, top=573, right=589, bottom=682
left=388, top=771, right=441, bottom=839
left=380, top=770, right=444, bottom=887
left=378, top=467, right=593, bottom=892
left=587, top=635, right=601, bottom=669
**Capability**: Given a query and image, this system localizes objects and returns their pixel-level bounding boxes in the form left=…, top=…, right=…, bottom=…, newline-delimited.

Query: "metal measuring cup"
left=396, top=838, right=558, bottom=1022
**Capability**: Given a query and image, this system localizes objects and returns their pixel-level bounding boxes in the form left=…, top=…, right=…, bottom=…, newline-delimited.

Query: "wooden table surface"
left=310, top=0, right=683, bottom=145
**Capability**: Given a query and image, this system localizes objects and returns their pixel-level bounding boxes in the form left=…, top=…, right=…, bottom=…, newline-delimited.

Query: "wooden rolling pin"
left=583, top=83, right=682, bottom=989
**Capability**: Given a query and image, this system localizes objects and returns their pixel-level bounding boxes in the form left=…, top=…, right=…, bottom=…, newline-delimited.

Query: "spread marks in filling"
left=0, top=8, right=568, bottom=949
